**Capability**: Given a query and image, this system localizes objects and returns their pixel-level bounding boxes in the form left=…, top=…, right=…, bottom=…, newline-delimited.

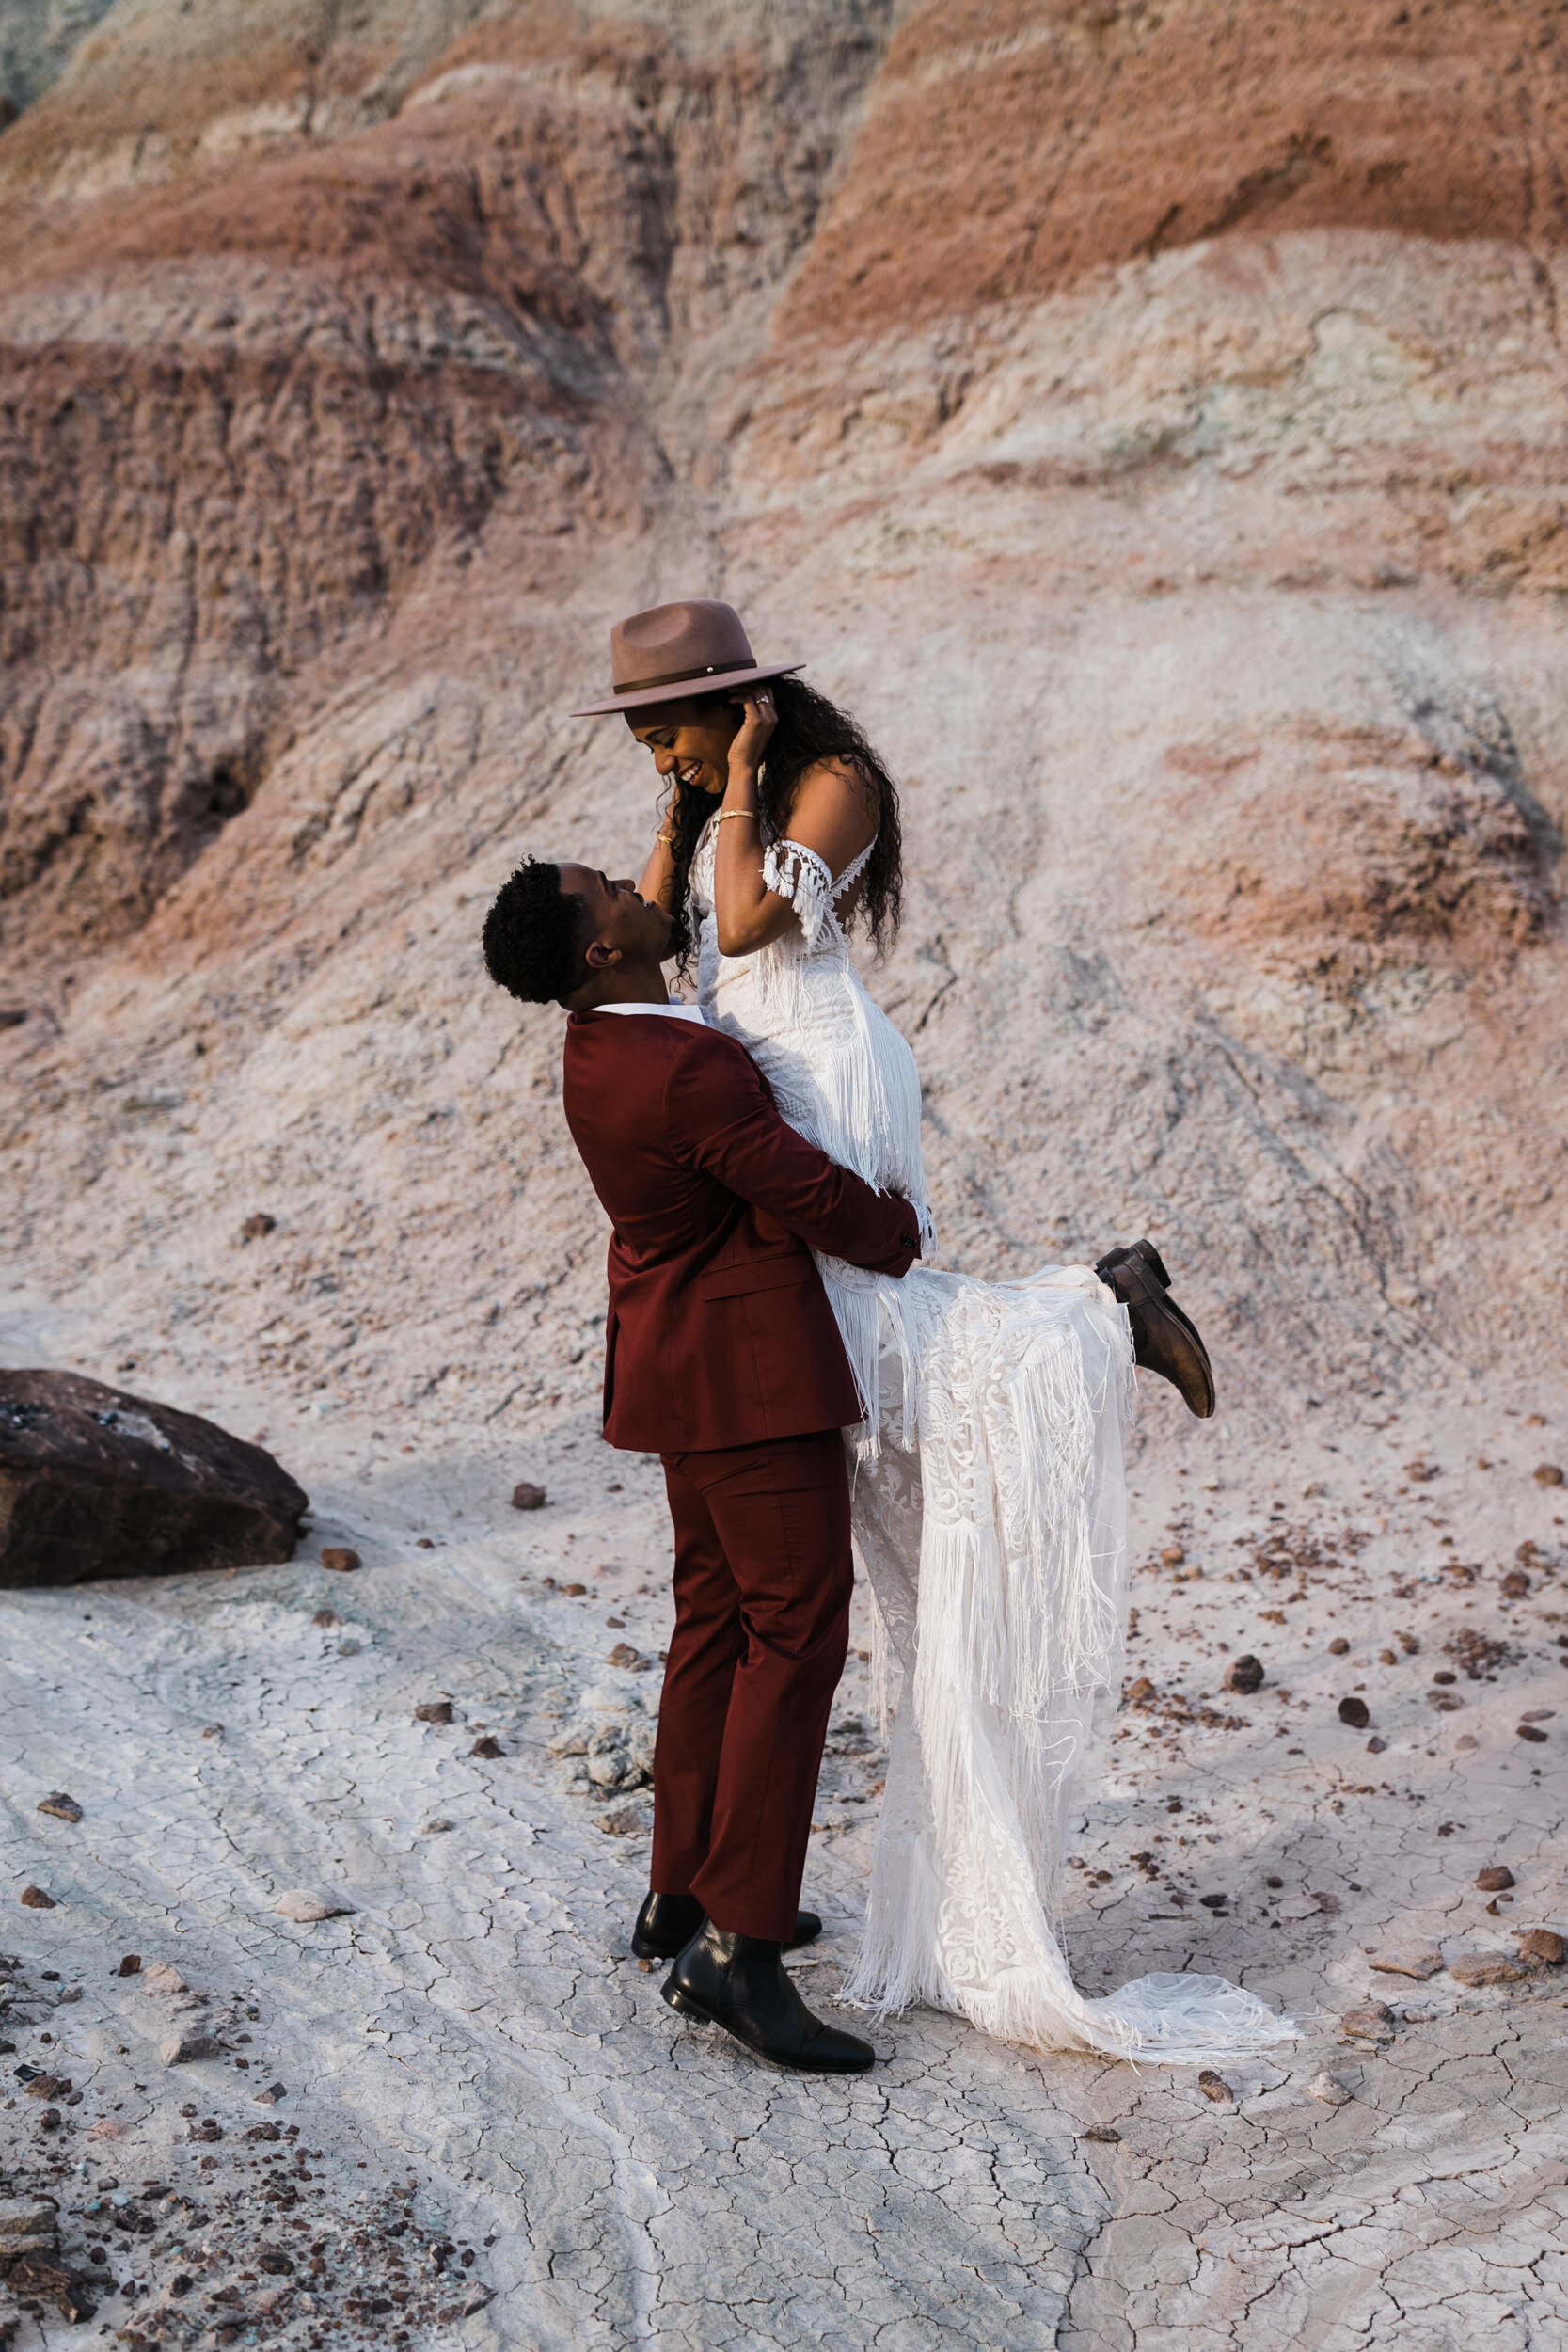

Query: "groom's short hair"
left=482, top=858, right=586, bottom=1006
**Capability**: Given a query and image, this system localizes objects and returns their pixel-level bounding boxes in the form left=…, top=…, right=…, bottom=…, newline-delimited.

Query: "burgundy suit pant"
left=653, top=1429, right=852, bottom=1942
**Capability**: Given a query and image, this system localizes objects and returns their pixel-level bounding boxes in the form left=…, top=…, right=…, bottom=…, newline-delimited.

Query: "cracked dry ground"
left=2, top=1377, right=1567, bottom=2350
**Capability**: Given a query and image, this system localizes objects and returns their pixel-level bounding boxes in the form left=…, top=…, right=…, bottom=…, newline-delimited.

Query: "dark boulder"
left=0, top=1370, right=308, bottom=1586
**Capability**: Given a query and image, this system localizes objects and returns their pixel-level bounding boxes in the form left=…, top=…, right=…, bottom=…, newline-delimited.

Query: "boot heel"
left=662, top=1983, right=715, bottom=2023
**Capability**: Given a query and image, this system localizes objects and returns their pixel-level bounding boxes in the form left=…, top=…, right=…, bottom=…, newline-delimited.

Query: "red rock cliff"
left=0, top=0, right=1563, bottom=1421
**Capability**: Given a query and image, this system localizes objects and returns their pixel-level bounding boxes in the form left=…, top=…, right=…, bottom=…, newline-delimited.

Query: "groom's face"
left=559, top=863, right=673, bottom=972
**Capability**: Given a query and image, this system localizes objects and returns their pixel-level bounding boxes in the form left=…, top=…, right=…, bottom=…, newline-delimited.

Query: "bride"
left=577, top=598, right=1292, bottom=2065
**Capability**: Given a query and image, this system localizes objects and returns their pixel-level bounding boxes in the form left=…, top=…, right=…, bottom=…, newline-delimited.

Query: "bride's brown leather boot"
left=1095, top=1239, right=1216, bottom=1418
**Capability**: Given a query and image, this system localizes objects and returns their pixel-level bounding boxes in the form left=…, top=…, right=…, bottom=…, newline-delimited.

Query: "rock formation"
left=0, top=1369, right=308, bottom=1582
left=0, top=0, right=1563, bottom=1426
left=0, top=1, right=119, bottom=127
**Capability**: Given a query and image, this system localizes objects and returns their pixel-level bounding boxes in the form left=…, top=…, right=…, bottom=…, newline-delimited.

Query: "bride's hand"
left=728, top=689, right=778, bottom=774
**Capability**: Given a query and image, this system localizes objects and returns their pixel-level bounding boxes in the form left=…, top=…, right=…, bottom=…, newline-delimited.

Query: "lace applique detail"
left=831, top=834, right=877, bottom=902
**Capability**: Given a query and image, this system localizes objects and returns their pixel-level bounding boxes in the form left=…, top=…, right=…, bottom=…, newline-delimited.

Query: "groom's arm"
left=668, top=1039, right=920, bottom=1277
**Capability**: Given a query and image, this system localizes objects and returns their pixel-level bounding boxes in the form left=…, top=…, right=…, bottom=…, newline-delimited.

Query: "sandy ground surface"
left=4, top=1291, right=1567, bottom=2350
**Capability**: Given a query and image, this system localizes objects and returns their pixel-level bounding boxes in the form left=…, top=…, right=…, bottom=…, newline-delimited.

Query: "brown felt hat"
left=571, top=597, right=804, bottom=716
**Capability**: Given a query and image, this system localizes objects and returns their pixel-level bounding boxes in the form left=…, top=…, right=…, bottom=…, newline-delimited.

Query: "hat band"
left=611, top=657, right=753, bottom=694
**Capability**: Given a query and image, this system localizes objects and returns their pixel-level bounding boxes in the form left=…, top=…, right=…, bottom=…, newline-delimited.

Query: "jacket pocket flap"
left=698, top=1252, right=816, bottom=1301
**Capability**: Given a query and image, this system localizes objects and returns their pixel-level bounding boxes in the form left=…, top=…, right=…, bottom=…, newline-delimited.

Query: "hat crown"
left=610, top=599, right=754, bottom=691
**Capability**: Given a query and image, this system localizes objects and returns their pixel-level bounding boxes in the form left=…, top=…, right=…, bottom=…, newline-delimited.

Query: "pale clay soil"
left=2, top=1291, right=1566, bottom=2351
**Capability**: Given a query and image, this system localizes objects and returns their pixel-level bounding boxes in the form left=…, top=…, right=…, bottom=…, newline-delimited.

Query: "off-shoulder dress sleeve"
left=761, top=838, right=835, bottom=951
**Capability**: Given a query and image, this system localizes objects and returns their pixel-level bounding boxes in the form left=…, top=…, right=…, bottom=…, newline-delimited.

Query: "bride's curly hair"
left=659, top=675, right=904, bottom=972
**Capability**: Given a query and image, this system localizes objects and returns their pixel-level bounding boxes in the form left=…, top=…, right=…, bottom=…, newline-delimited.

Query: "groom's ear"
left=582, top=934, right=621, bottom=974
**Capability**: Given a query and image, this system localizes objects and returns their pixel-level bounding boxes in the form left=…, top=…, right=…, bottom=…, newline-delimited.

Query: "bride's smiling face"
left=625, top=697, right=740, bottom=797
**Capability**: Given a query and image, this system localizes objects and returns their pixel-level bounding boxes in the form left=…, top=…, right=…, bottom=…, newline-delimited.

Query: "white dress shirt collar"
left=595, top=999, right=708, bottom=1026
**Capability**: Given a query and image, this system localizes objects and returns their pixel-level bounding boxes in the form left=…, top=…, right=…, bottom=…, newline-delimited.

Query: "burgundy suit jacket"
left=562, top=1009, right=920, bottom=1454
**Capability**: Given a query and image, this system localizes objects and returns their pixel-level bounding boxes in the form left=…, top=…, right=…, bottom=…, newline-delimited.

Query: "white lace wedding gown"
left=692, top=821, right=1294, bottom=2063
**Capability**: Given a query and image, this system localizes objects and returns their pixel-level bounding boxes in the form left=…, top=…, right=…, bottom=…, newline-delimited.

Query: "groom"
left=483, top=855, right=921, bottom=2074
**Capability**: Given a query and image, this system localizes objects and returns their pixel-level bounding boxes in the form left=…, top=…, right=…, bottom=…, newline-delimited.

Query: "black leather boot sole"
left=1095, top=1237, right=1216, bottom=1419
left=631, top=1892, right=823, bottom=1961
left=661, top=1924, right=875, bottom=2074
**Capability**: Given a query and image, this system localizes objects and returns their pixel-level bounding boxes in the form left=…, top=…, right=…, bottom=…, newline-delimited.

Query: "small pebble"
left=1517, top=1929, right=1566, bottom=1964
left=1327, top=1637, right=1350, bottom=1656
left=511, top=1483, right=547, bottom=1511
left=470, top=1737, right=503, bottom=1759
left=415, top=1702, right=454, bottom=1724
left=1517, top=1724, right=1549, bottom=1743
left=274, top=1890, right=354, bottom=1923
left=117, top=1953, right=141, bottom=1977
left=1196, top=2070, right=1232, bottom=2103
left=1369, top=1945, right=1443, bottom=1979
left=312, top=1609, right=341, bottom=1628
left=162, top=2028, right=222, bottom=2066
left=1337, top=1696, right=1370, bottom=1728
left=19, top=1885, right=55, bottom=1909
left=36, top=1792, right=83, bottom=1823
left=1476, top=1866, right=1515, bottom=1892
left=1224, top=1656, right=1264, bottom=1694
left=1307, top=2071, right=1352, bottom=2106
left=321, top=1547, right=361, bottom=1572
left=1448, top=1951, right=1528, bottom=1988
left=1534, top=1464, right=1564, bottom=1486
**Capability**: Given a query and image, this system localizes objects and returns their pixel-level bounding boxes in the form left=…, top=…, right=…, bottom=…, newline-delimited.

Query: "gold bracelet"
left=656, top=830, right=674, bottom=847
left=716, top=808, right=760, bottom=824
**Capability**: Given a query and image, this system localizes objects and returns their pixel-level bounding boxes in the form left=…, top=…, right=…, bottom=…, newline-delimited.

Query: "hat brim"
left=570, top=660, right=804, bottom=718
